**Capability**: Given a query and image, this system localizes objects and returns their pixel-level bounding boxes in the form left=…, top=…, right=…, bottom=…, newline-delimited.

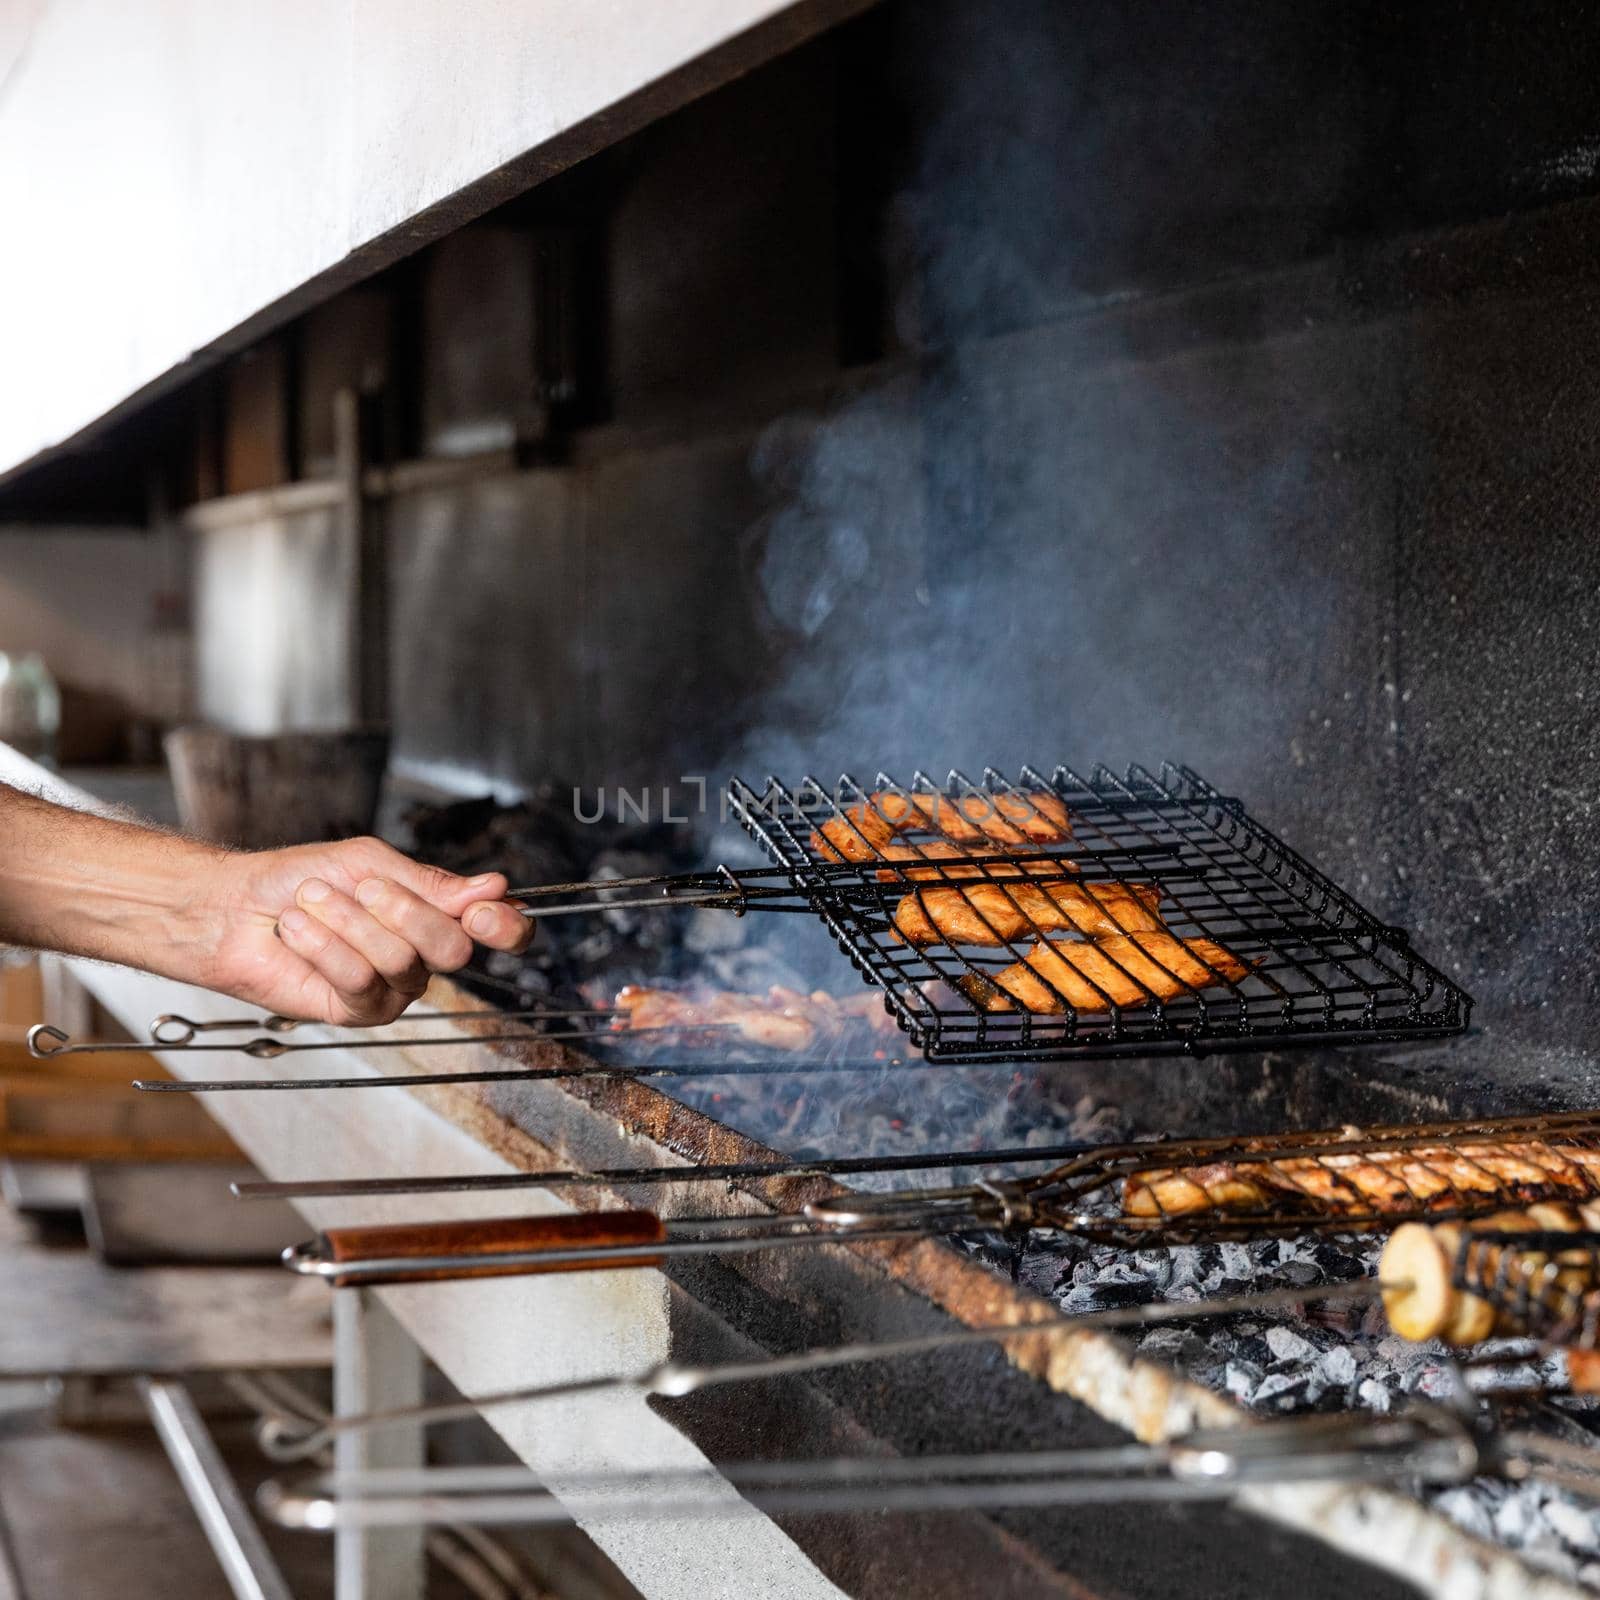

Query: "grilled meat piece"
left=963, top=932, right=1248, bottom=1013
left=892, top=880, right=1164, bottom=947
left=812, top=799, right=904, bottom=861
left=611, top=984, right=893, bottom=1054
left=1124, top=1140, right=1600, bottom=1220
left=811, top=790, right=1072, bottom=862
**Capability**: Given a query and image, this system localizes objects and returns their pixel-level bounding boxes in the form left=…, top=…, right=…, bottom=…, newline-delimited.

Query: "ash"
left=1018, top=1223, right=1600, bottom=1589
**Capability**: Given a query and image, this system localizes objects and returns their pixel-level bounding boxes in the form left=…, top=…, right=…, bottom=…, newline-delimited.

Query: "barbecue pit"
left=7, top=2, right=1600, bottom=1596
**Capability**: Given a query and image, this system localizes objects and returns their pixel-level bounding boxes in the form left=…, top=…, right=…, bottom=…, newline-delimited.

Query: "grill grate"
left=729, top=762, right=1471, bottom=1062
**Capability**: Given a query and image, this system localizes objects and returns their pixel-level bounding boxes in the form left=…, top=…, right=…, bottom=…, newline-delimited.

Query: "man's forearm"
left=0, top=783, right=225, bottom=984
left=0, top=780, right=531, bottom=1023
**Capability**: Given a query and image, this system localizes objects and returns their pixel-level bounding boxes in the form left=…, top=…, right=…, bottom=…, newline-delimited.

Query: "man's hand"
left=197, top=837, right=532, bottom=1026
left=0, top=783, right=528, bottom=1024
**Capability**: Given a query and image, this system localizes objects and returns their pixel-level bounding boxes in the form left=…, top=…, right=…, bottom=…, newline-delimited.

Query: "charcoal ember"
left=1375, top=1335, right=1435, bottom=1374
left=588, top=848, right=677, bottom=883
left=1215, top=1242, right=1260, bottom=1282
left=1252, top=1371, right=1308, bottom=1407
left=1264, top=1325, right=1316, bottom=1364
left=1433, top=1486, right=1495, bottom=1541
left=1357, top=1377, right=1394, bottom=1412
left=1130, top=1249, right=1175, bottom=1293
left=1409, top=1363, right=1456, bottom=1399
left=1134, top=1327, right=1214, bottom=1368
left=1546, top=1498, right=1600, bottom=1552
left=491, top=832, right=582, bottom=889
left=1271, top=1259, right=1323, bottom=1287
left=405, top=794, right=503, bottom=855
left=1318, top=1343, right=1358, bottom=1388
left=569, top=924, right=623, bottom=967
left=588, top=855, right=677, bottom=944
left=1069, top=1096, right=1130, bottom=1141
left=406, top=795, right=585, bottom=885
left=1495, top=1489, right=1538, bottom=1546
left=1224, top=1360, right=1264, bottom=1402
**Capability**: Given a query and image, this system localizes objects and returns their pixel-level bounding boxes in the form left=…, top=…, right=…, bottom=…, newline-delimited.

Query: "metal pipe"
left=139, top=1377, right=295, bottom=1600
left=257, top=1406, right=1485, bottom=1531
left=255, top=1279, right=1392, bottom=1462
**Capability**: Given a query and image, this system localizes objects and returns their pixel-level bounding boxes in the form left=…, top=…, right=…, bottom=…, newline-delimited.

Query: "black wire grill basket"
left=729, top=762, right=1471, bottom=1062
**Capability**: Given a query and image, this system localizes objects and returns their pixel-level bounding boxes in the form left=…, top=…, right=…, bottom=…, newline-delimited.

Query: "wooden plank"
left=0, top=1204, right=330, bottom=1376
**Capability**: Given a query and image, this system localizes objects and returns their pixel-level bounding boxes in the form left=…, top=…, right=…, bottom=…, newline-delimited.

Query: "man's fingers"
left=375, top=846, right=507, bottom=919
left=351, top=878, right=474, bottom=973
left=462, top=899, right=532, bottom=954
left=276, top=906, right=392, bottom=1023
left=295, top=880, right=431, bottom=995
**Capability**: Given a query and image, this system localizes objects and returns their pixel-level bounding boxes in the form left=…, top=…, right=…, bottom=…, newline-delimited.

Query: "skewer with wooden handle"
left=1379, top=1202, right=1600, bottom=1346
left=283, top=1206, right=985, bottom=1285
left=286, top=1211, right=668, bottom=1286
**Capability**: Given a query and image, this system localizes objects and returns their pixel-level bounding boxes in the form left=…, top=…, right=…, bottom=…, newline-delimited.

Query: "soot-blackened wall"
left=183, top=1, right=1600, bottom=1103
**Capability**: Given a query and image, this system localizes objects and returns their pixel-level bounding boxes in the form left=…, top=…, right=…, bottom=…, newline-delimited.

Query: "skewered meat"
left=811, top=790, right=1072, bottom=862
left=962, top=932, right=1248, bottom=1013
left=611, top=984, right=894, bottom=1054
left=1123, top=1139, right=1600, bottom=1220
left=892, top=880, right=1163, bottom=946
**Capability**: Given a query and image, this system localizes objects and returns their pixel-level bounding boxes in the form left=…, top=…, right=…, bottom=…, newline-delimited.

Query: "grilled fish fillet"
left=1124, top=1140, right=1600, bottom=1219
left=812, top=790, right=1072, bottom=861
left=965, top=932, right=1249, bottom=1013
left=892, top=881, right=1163, bottom=946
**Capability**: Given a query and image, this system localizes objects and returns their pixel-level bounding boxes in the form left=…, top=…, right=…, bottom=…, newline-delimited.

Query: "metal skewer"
left=261, top=1403, right=1512, bottom=1531
left=132, top=1050, right=922, bottom=1093
left=502, top=846, right=1189, bottom=920
left=147, top=1005, right=616, bottom=1047
left=229, top=1139, right=1104, bottom=1202
left=253, top=1278, right=1395, bottom=1461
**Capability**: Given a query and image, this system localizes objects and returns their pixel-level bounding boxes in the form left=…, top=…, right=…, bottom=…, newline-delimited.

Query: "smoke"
left=699, top=0, right=1364, bottom=1071
left=722, top=1, right=1332, bottom=793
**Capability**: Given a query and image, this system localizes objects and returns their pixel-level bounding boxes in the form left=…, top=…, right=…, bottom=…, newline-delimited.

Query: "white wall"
left=0, top=0, right=844, bottom=483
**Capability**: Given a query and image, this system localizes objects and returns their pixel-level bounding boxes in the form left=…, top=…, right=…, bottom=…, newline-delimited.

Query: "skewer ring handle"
left=27, top=1023, right=69, bottom=1057
left=150, top=1014, right=201, bottom=1046
left=149, top=1012, right=304, bottom=1045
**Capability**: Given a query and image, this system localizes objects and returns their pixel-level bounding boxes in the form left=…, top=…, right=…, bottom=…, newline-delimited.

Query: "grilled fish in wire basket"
left=730, top=763, right=1471, bottom=1061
